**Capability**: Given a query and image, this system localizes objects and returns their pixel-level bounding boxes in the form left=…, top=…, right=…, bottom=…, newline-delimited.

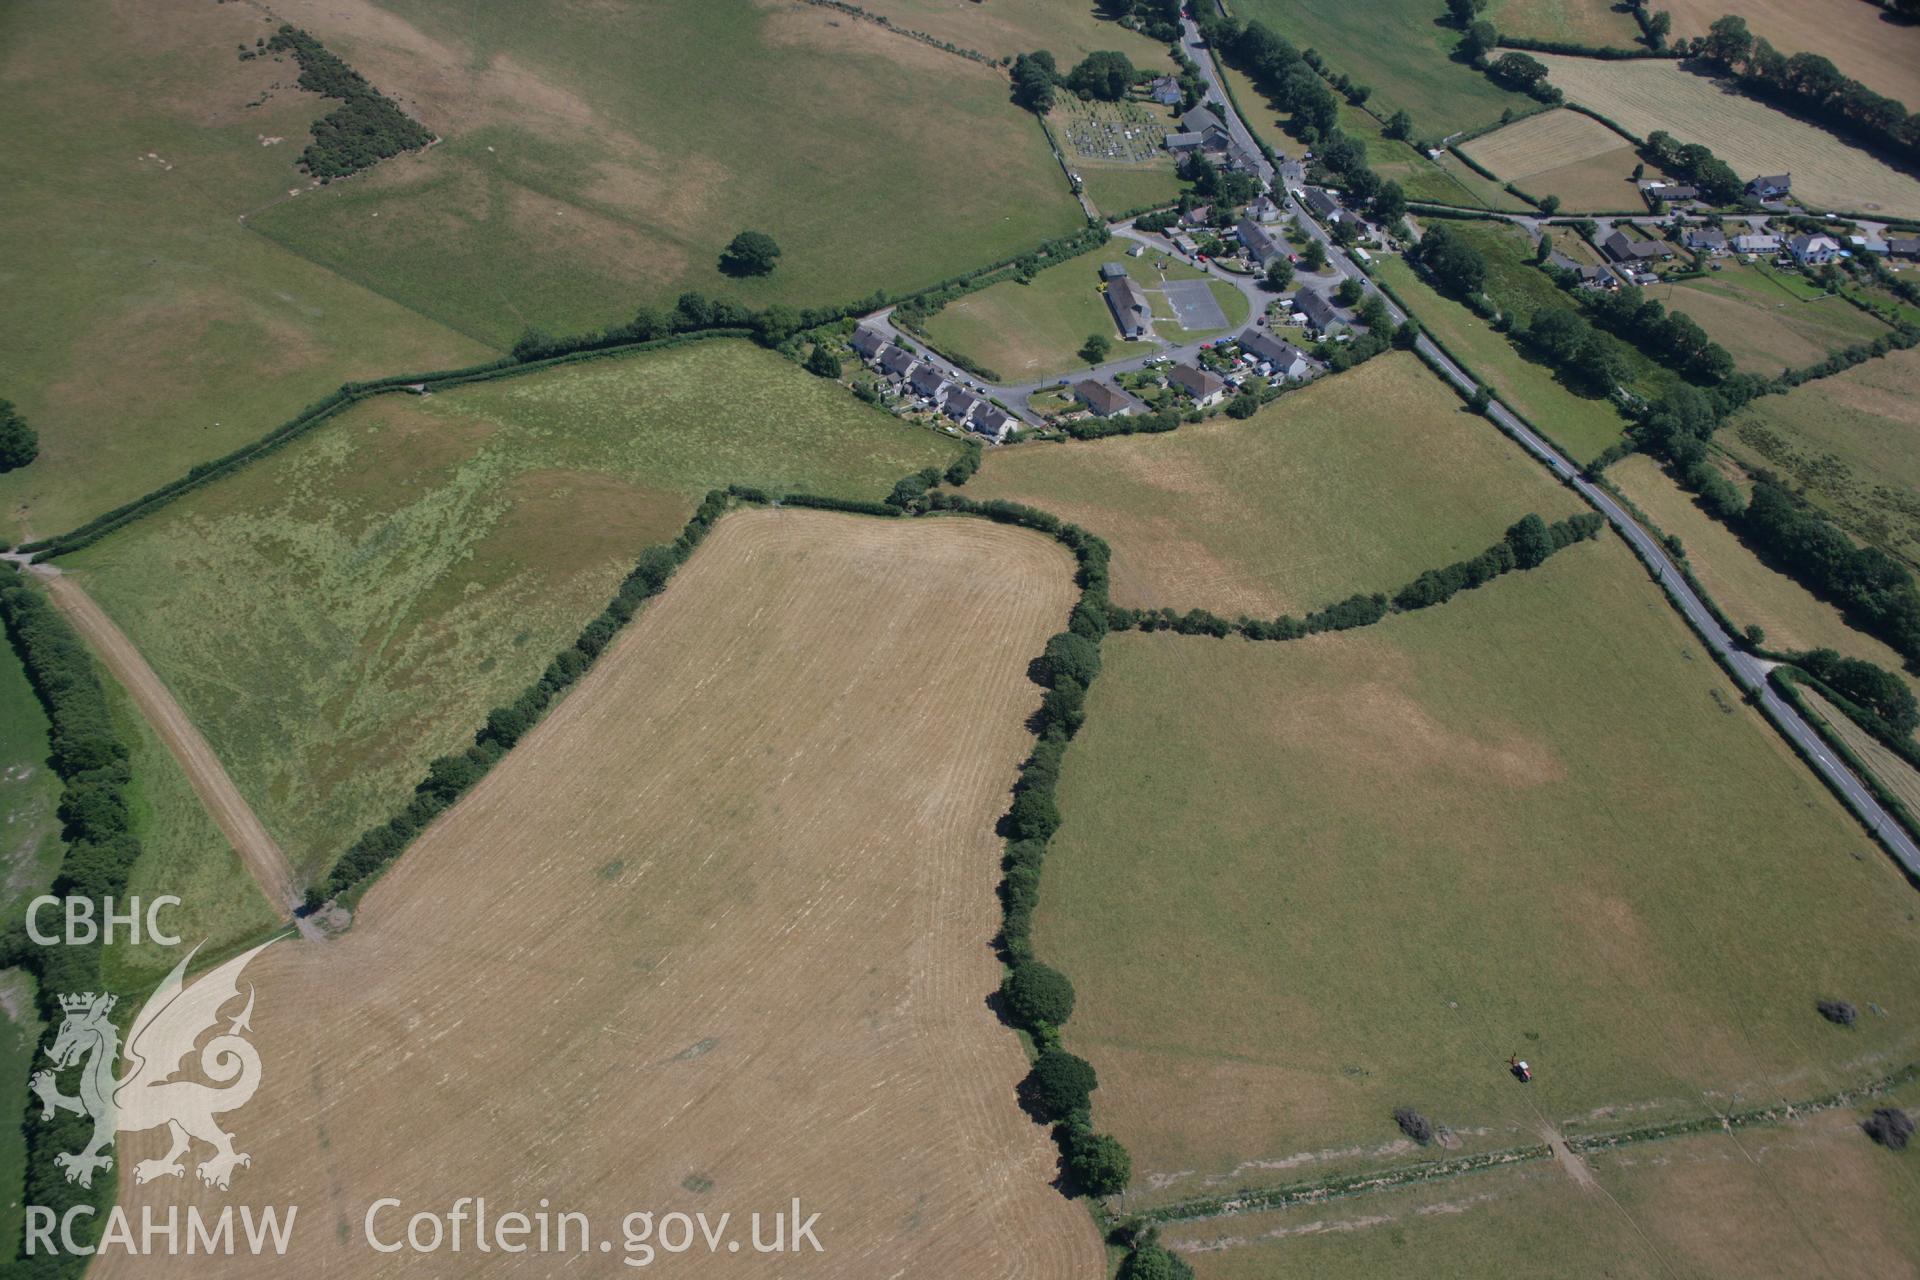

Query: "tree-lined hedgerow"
left=0, top=569, right=137, bottom=1273
left=317, top=489, right=734, bottom=903
left=265, top=25, right=433, bottom=180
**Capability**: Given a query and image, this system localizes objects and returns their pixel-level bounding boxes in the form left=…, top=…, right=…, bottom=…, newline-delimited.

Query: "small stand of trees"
left=265, top=25, right=433, bottom=179
left=0, top=399, right=38, bottom=472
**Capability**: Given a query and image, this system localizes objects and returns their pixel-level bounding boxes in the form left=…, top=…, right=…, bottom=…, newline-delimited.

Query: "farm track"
left=18, top=562, right=302, bottom=918
left=95, top=509, right=1102, bottom=1279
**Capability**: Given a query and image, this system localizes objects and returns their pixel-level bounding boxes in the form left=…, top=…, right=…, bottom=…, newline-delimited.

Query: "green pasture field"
left=857, top=0, right=1177, bottom=64
left=971, top=353, right=1582, bottom=618
left=1647, top=263, right=1891, bottom=377
left=1038, top=536, right=1920, bottom=1210
left=1483, top=0, right=1645, bottom=48
left=0, top=640, right=61, bottom=1251
left=921, top=251, right=1121, bottom=381
left=248, top=0, right=1083, bottom=349
left=1050, top=95, right=1184, bottom=218
left=1167, top=1088, right=1920, bottom=1278
left=1609, top=454, right=1920, bottom=698
left=1722, top=345, right=1920, bottom=570
left=61, top=341, right=961, bottom=876
left=0, top=0, right=491, bottom=546
left=1374, top=256, right=1630, bottom=461
left=1232, top=0, right=1535, bottom=138
left=1079, top=165, right=1185, bottom=219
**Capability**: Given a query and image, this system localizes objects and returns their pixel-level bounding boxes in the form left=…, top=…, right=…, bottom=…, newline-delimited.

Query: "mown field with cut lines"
left=971, top=354, right=1583, bottom=617
left=1662, top=0, right=1920, bottom=107
left=1037, top=537, right=1920, bottom=1213
left=1646, top=263, right=1891, bottom=376
left=1530, top=52, right=1920, bottom=215
left=62, top=341, right=960, bottom=876
left=96, top=508, right=1102, bottom=1280
left=1460, top=109, right=1653, bottom=211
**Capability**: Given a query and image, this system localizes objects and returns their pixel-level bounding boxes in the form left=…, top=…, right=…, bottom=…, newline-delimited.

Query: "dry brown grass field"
left=1802, top=687, right=1920, bottom=818
left=1531, top=52, right=1920, bottom=215
left=1610, top=453, right=1920, bottom=698
left=1645, top=265, right=1891, bottom=375
left=970, top=355, right=1582, bottom=618
left=1664, top=0, right=1920, bottom=106
left=95, top=509, right=1102, bottom=1279
left=1460, top=109, right=1651, bottom=210
left=1485, top=0, right=1646, bottom=47
left=1165, top=1090, right=1920, bottom=1278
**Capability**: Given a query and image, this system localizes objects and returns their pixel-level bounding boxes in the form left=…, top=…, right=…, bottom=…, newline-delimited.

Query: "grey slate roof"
left=1295, top=288, right=1337, bottom=329
left=1180, top=105, right=1226, bottom=137
left=1100, top=261, right=1129, bottom=280
left=1684, top=227, right=1727, bottom=251
left=878, top=346, right=916, bottom=377
left=1236, top=218, right=1285, bottom=265
left=942, top=389, right=980, bottom=422
left=1305, top=187, right=1342, bottom=219
left=972, top=406, right=1014, bottom=441
left=1168, top=362, right=1225, bottom=400
left=1238, top=330, right=1310, bottom=372
left=1106, top=276, right=1152, bottom=337
left=909, top=364, right=949, bottom=398
left=1889, top=237, right=1920, bottom=258
left=1073, top=379, right=1139, bottom=417
left=1602, top=230, right=1673, bottom=261
left=850, top=324, right=888, bottom=359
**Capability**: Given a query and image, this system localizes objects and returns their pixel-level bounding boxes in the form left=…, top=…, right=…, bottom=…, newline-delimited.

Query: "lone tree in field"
left=0, top=401, right=39, bottom=473
left=1864, top=1107, right=1915, bottom=1150
left=719, top=229, right=781, bottom=277
left=1002, top=960, right=1076, bottom=1027
left=1081, top=332, right=1113, bottom=364
left=1817, top=998, right=1859, bottom=1026
left=1394, top=1107, right=1436, bottom=1145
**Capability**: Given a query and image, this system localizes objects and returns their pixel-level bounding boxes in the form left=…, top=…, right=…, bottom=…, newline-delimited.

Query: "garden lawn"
left=1038, top=536, right=1920, bottom=1208
left=61, top=341, right=961, bottom=876
left=921, top=250, right=1122, bottom=381
left=1375, top=256, right=1629, bottom=462
left=972, top=353, right=1583, bottom=618
left=1233, top=0, right=1536, bottom=137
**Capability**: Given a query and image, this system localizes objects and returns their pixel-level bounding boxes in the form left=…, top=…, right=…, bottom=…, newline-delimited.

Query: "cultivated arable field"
left=1035, top=536, right=1920, bottom=1213
left=1234, top=0, right=1535, bottom=137
left=61, top=340, right=961, bottom=876
left=0, top=0, right=492, bottom=546
left=1609, top=454, right=1920, bottom=698
left=1722, top=345, right=1920, bottom=569
left=1647, top=262, right=1892, bottom=376
left=1530, top=52, right=1920, bottom=215
left=1374, top=257, right=1631, bottom=462
left=95, top=508, right=1102, bottom=1280
left=922, top=249, right=1123, bottom=381
left=1165, top=1089, right=1920, bottom=1278
left=246, top=0, right=1083, bottom=349
left=1459, top=109, right=1653, bottom=211
left=1663, top=0, right=1920, bottom=106
left=971, top=354, right=1584, bottom=617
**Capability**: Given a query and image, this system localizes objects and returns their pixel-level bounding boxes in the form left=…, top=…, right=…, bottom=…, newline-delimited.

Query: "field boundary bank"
left=1140, top=1062, right=1919, bottom=1228
left=795, top=0, right=997, bottom=65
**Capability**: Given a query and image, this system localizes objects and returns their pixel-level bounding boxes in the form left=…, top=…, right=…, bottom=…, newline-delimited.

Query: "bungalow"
left=909, top=364, right=951, bottom=405
left=1304, top=187, right=1343, bottom=222
left=1238, top=330, right=1313, bottom=380
left=1106, top=275, right=1153, bottom=339
left=1576, top=263, right=1623, bottom=290
left=1073, top=379, right=1141, bottom=418
left=1889, top=237, right=1920, bottom=260
left=1788, top=233, right=1842, bottom=265
left=1748, top=173, right=1792, bottom=200
left=878, top=345, right=918, bottom=381
left=1180, top=204, right=1213, bottom=228
left=1294, top=288, right=1338, bottom=334
left=1683, top=227, right=1728, bottom=254
left=1148, top=75, right=1183, bottom=107
left=850, top=324, right=889, bottom=361
left=1601, top=230, right=1674, bottom=263
left=1237, top=218, right=1286, bottom=266
left=1168, top=362, right=1227, bottom=408
left=971, top=405, right=1015, bottom=444
left=1732, top=232, right=1782, bottom=256
left=942, top=389, right=981, bottom=426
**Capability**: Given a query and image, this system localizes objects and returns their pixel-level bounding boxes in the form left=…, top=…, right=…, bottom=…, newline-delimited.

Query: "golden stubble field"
left=95, top=508, right=1102, bottom=1279
left=1663, top=0, right=1920, bottom=107
left=1531, top=53, right=1920, bottom=216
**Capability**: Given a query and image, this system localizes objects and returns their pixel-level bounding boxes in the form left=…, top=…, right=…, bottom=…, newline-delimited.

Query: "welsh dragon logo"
left=31, top=941, right=274, bottom=1191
